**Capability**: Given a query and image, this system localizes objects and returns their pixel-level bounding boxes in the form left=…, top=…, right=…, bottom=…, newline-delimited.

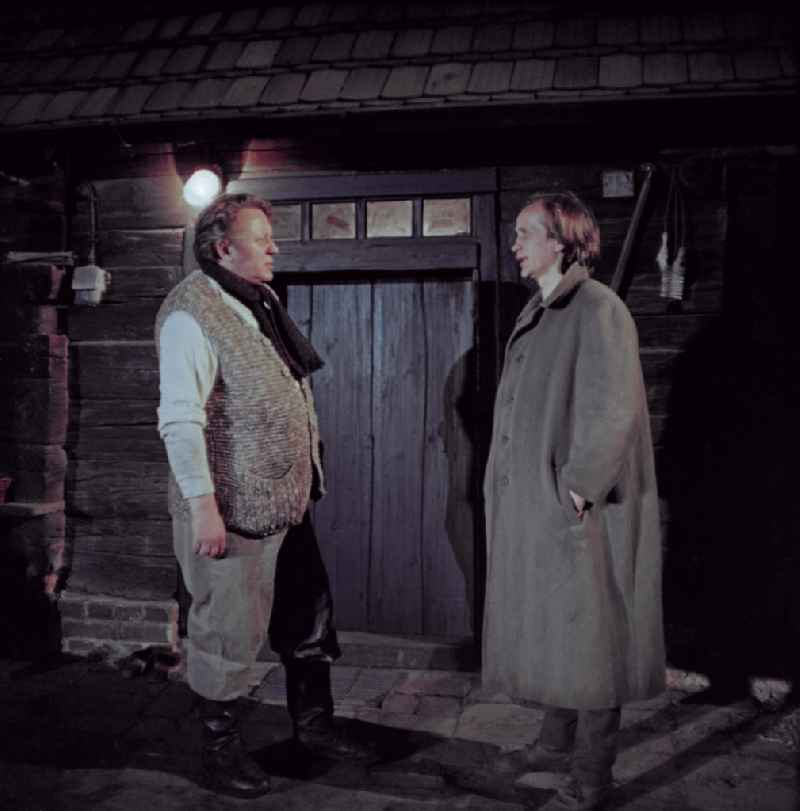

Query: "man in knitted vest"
left=156, top=193, right=368, bottom=798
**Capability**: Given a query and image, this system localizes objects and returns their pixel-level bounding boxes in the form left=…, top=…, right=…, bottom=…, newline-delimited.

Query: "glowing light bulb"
left=183, top=168, right=222, bottom=207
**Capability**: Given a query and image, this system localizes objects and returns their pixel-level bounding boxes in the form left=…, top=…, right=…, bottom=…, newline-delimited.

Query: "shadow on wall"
left=660, top=318, right=800, bottom=696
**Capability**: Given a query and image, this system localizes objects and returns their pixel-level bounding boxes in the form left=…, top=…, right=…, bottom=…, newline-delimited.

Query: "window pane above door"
left=312, top=201, right=356, bottom=239
left=423, top=198, right=471, bottom=237
left=366, top=200, right=413, bottom=238
left=271, top=204, right=302, bottom=241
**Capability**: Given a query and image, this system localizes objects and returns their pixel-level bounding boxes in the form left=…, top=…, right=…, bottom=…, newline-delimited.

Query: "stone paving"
left=0, top=654, right=797, bottom=810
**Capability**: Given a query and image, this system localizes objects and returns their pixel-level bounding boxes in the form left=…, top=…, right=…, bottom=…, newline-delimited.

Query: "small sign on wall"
left=602, top=170, right=635, bottom=198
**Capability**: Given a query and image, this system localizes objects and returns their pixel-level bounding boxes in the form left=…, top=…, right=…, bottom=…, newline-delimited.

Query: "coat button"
left=505, top=394, right=514, bottom=405
left=501, top=434, right=510, bottom=444
left=515, top=354, right=524, bottom=363
left=500, top=475, right=510, bottom=486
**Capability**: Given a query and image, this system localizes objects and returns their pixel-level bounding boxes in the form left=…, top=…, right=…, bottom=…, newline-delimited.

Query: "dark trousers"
left=540, top=705, right=621, bottom=788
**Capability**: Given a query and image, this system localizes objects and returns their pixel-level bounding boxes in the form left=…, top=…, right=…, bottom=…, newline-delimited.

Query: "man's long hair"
left=194, top=193, right=273, bottom=266
left=526, top=191, right=601, bottom=269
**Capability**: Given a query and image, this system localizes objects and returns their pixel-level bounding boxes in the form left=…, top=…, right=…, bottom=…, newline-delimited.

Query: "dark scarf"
left=200, top=259, right=324, bottom=379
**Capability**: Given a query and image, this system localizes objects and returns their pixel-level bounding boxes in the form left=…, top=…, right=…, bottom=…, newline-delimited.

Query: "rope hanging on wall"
left=656, top=167, right=688, bottom=300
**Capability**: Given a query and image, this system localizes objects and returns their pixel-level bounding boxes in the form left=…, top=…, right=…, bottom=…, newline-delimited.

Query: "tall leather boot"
left=285, top=659, right=374, bottom=761
left=200, top=698, right=271, bottom=798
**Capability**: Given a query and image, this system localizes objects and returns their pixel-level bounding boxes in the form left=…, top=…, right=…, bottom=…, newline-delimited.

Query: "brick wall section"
left=59, top=590, right=179, bottom=662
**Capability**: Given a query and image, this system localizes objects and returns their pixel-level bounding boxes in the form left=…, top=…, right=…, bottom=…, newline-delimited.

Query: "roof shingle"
left=187, top=13, right=224, bottom=38
left=294, top=3, right=331, bottom=28
left=682, top=13, right=725, bottom=43
left=224, top=8, right=262, bottom=35
left=734, top=49, right=781, bottom=81
left=0, top=95, right=21, bottom=121
left=688, top=52, right=734, bottom=83
left=24, top=28, right=64, bottom=51
left=37, top=90, right=87, bottom=122
left=313, top=33, right=356, bottom=62
left=555, top=18, right=595, bottom=48
left=259, top=73, right=307, bottom=105
left=143, top=81, right=192, bottom=112
left=510, top=58, right=556, bottom=91
left=340, top=67, right=389, bottom=100
left=431, top=26, right=473, bottom=56
left=109, top=83, right=155, bottom=117
left=598, top=54, right=642, bottom=88
left=96, top=51, right=139, bottom=81
left=474, top=24, right=513, bottom=54
left=725, top=12, right=771, bottom=42
left=392, top=29, right=434, bottom=58
left=274, top=37, right=318, bottom=67
left=554, top=56, right=598, bottom=90
left=258, top=6, right=296, bottom=30
left=205, top=42, right=246, bottom=72
left=643, top=53, right=688, bottom=85
left=61, top=53, right=107, bottom=84
left=4, top=92, right=52, bottom=125
left=182, top=78, right=232, bottom=109
left=74, top=86, right=119, bottom=118
left=236, top=40, right=281, bottom=70
left=512, top=21, right=555, bottom=52
left=468, top=61, right=513, bottom=94
left=382, top=65, right=430, bottom=99
left=353, top=30, right=395, bottom=60
left=157, top=16, right=190, bottom=41
left=425, top=63, right=471, bottom=96
left=28, top=57, right=73, bottom=85
left=640, top=15, right=682, bottom=44
left=121, top=18, right=159, bottom=44
left=596, top=16, right=638, bottom=46
left=163, top=46, right=207, bottom=76
left=221, top=75, right=270, bottom=107
left=300, top=69, right=348, bottom=102
left=133, top=49, right=172, bottom=79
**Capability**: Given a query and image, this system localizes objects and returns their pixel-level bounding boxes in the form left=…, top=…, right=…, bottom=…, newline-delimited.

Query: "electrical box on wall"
left=602, top=170, right=635, bottom=198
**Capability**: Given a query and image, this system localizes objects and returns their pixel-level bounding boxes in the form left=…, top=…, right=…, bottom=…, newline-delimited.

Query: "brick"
left=599, top=54, right=642, bottom=89
left=236, top=40, right=281, bottom=70
left=96, top=51, right=138, bottom=81
left=353, top=30, right=394, bottom=60
left=114, top=605, right=146, bottom=622
left=555, top=17, right=595, bottom=48
left=182, top=78, right=232, bottom=109
left=340, top=67, right=389, bottom=101
left=643, top=52, right=687, bottom=86
left=688, top=52, right=734, bottom=83
left=393, top=28, right=433, bottom=58
left=295, top=3, right=330, bottom=28
left=395, top=671, right=474, bottom=697
left=510, top=58, right=556, bottom=91
left=221, top=76, right=270, bottom=107
left=381, top=692, right=420, bottom=714
left=431, top=26, right=473, bottom=56
left=224, top=7, right=261, bottom=35
left=0, top=267, right=67, bottom=306
left=425, top=63, right=470, bottom=96
left=156, top=15, right=189, bottom=40
left=59, top=600, right=86, bottom=620
left=143, top=81, right=192, bottom=113
left=259, top=73, right=306, bottom=105
left=144, top=604, right=177, bottom=623
left=468, top=61, right=513, bottom=94
left=382, top=65, right=429, bottom=99
left=597, top=16, right=639, bottom=46
left=186, top=12, right=223, bottom=37
left=640, top=15, right=682, bottom=44
left=417, top=695, right=462, bottom=718
left=163, top=46, right=207, bottom=76
left=312, top=33, right=356, bottom=62
left=682, top=13, right=725, bottom=43
left=132, top=49, right=172, bottom=79
left=122, top=18, right=159, bottom=44
left=109, top=84, right=154, bottom=117
left=61, top=54, right=107, bottom=83
left=512, top=21, right=554, bottom=52
left=734, top=49, right=781, bottom=81
left=4, top=92, right=53, bottom=125
left=473, top=23, right=513, bottom=54
left=554, top=56, right=598, bottom=90
left=300, top=69, right=348, bottom=102
left=258, top=6, right=296, bottom=30
left=274, top=37, right=317, bottom=67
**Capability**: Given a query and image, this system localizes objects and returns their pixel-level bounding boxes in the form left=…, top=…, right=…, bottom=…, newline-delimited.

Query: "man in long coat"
left=482, top=192, right=665, bottom=810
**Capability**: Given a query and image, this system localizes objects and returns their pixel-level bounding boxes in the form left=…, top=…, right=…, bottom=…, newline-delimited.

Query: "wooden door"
left=286, top=273, right=475, bottom=637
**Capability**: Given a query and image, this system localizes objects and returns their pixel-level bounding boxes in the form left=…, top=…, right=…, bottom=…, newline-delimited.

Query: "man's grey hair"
left=193, top=193, right=272, bottom=265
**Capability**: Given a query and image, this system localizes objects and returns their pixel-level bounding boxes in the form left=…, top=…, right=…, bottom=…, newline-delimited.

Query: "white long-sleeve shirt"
left=157, top=278, right=266, bottom=499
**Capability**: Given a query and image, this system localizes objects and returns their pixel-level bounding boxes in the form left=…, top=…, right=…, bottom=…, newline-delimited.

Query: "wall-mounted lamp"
left=183, top=166, right=223, bottom=208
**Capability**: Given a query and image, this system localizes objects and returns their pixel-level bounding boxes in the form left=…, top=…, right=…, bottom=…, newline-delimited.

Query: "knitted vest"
left=155, top=271, right=324, bottom=537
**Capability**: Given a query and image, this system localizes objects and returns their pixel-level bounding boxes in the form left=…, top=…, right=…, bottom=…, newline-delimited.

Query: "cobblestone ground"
left=0, top=655, right=797, bottom=810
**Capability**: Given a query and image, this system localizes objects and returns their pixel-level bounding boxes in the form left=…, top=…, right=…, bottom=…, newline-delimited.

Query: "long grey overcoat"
left=482, top=264, right=665, bottom=710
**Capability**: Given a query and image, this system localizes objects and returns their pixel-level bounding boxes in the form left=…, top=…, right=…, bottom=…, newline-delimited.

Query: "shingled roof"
left=0, top=3, right=796, bottom=132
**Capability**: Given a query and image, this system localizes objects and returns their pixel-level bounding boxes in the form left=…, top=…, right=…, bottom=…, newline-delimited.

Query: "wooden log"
left=67, top=550, right=176, bottom=601
left=67, top=424, right=164, bottom=463
left=69, top=341, right=158, bottom=400
left=304, top=282, right=373, bottom=632
left=0, top=335, right=68, bottom=379
left=102, top=267, right=183, bottom=303
left=421, top=279, right=474, bottom=638
left=635, top=313, right=719, bottom=351
left=69, top=517, right=174, bottom=558
left=68, top=301, right=161, bottom=342
left=66, top=458, right=169, bottom=520
left=370, top=280, right=425, bottom=634
left=81, top=229, right=184, bottom=268
left=69, top=398, right=158, bottom=428
left=0, top=264, right=68, bottom=304
left=274, top=240, right=478, bottom=274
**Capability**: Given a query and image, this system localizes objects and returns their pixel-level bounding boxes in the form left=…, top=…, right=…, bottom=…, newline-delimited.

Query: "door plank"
left=310, top=283, right=373, bottom=630
left=422, top=279, right=475, bottom=638
left=370, top=281, right=425, bottom=634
